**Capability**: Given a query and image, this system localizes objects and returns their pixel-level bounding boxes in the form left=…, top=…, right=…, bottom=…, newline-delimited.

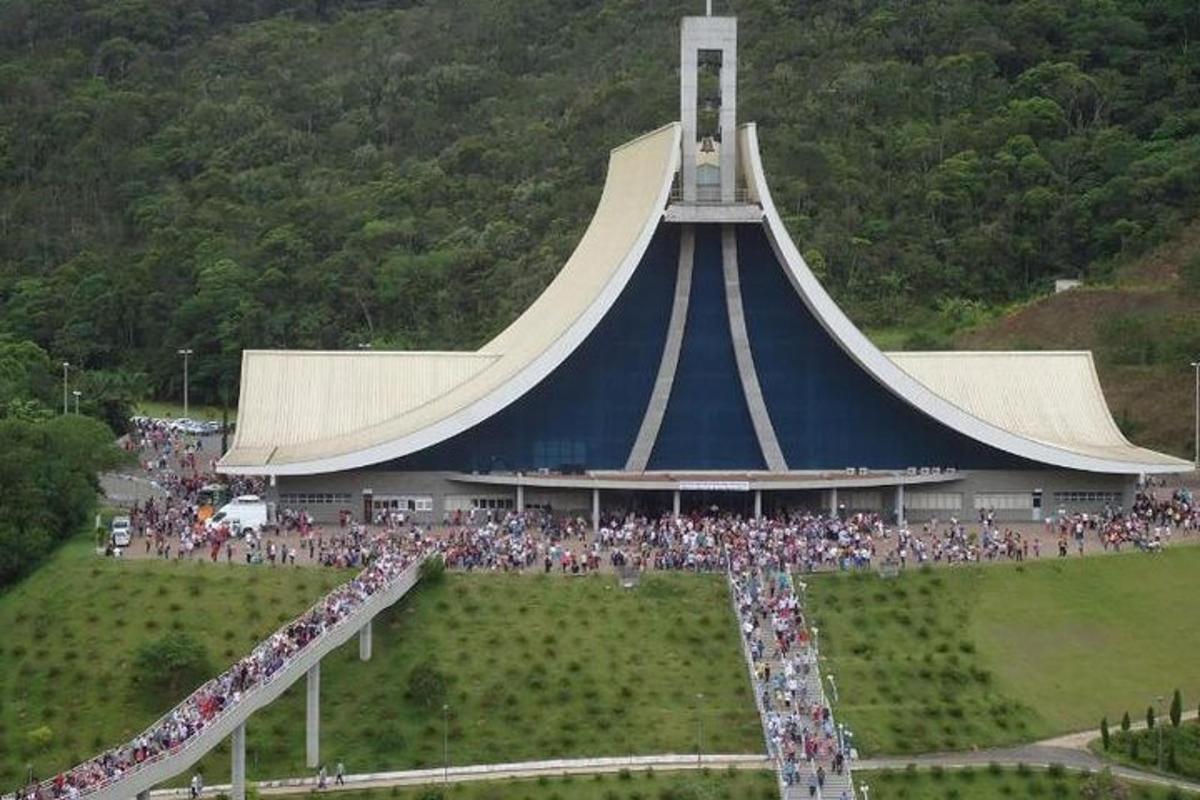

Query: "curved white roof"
left=737, top=123, right=1188, bottom=475
left=221, top=123, right=682, bottom=473
left=886, top=351, right=1185, bottom=468
left=219, top=121, right=1189, bottom=477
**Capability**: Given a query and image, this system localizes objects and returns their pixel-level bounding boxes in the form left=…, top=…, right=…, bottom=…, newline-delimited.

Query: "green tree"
left=132, top=631, right=213, bottom=703
left=1147, top=705, right=1156, bottom=730
left=1121, top=712, right=1131, bottom=732
left=1100, top=717, right=1110, bottom=751
left=1170, top=690, right=1182, bottom=728
left=1182, top=255, right=1200, bottom=295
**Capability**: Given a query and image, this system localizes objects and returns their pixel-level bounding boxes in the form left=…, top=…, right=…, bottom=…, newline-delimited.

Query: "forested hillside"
left=0, top=0, right=1198, bottom=406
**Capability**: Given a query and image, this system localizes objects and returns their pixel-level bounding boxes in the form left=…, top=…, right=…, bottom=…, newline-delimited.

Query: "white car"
left=110, top=516, right=132, bottom=547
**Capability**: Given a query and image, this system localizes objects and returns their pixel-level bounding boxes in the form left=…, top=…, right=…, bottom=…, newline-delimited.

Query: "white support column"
left=515, top=482, right=524, bottom=512
left=591, top=488, right=600, bottom=534
left=306, top=663, right=320, bottom=768
left=895, top=483, right=905, bottom=526
left=754, top=489, right=762, bottom=520
left=673, top=489, right=681, bottom=519
left=829, top=487, right=839, bottom=518
left=359, top=617, right=373, bottom=662
left=231, top=722, right=246, bottom=800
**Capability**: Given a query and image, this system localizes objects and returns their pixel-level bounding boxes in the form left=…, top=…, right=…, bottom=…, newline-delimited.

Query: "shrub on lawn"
left=1080, top=768, right=1131, bottom=800
left=1101, top=717, right=1110, bottom=751
left=1122, top=712, right=1131, bottom=732
left=1171, top=689, right=1182, bottom=729
left=1147, top=706, right=1156, bottom=730
left=405, top=660, right=448, bottom=709
left=419, top=556, right=446, bottom=585
left=131, top=631, right=212, bottom=703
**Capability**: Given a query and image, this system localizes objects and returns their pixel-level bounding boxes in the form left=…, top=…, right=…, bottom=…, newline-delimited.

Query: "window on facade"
left=905, top=492, right=963, bottom=511
left=844, top=491, right=880, bottom=509
left=973, top=492, right=1033, bottom=510
left=1053, top=491, right=1122, bottom=505
left=279, top=493, right=350, bottom=506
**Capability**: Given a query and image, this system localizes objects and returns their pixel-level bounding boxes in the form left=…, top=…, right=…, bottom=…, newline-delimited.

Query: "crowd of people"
left=33, top=419, right=1189, bottom=800
left=727, top=521, right=851, bottom=796
left=18, top=535, right=433, bottom=800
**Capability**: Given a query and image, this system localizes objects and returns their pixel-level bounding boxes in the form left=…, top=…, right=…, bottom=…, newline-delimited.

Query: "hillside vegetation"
left=956, top=220, right=1200, bottom=457
left=0, top=0, right=1198, bottom=407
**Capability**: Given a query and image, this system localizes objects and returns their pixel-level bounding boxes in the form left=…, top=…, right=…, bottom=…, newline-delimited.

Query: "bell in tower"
left=679, top=10, right=737, bottom=204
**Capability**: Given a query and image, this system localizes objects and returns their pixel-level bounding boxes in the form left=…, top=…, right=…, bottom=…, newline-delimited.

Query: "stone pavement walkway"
left=152, top=755, right=771, bottom=798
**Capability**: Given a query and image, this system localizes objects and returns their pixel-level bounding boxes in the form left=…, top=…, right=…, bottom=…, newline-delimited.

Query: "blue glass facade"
left=736, top=225, right=1025, bottom=470
left=382, top=225, right=680, bottom=472
left=648, top=225, right=766, bottom=469
left=376, top=221, right=1027, bottom=474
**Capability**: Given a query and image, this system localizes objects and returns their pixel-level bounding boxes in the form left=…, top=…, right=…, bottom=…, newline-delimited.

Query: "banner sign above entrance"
left=678, top=481, right=751, bottom=492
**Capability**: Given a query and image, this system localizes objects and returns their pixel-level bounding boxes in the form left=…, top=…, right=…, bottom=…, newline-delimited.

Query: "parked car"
left=110, top=516, right=132, bottom=547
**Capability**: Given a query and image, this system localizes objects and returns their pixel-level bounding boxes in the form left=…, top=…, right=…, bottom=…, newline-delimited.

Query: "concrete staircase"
left=729, top=564, right=857, bottom=800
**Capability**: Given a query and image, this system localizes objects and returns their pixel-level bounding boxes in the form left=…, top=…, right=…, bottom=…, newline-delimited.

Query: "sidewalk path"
left=1038, top=710, right=1198, bottom=750
left=856, top=744, right=1200, bottom=794
left=155, top=755, right=772, bottom=798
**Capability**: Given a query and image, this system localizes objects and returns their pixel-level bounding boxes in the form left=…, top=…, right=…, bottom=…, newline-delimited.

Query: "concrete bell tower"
left=679, top=7, right=737, bottom=204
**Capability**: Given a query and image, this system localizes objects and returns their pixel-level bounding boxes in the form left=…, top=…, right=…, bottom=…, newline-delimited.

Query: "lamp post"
left=861, top=783, right=869, bottom=800
left=696, top=692, right=704, bottom=766
left=442, top=703, right=449, bottom=785
left=1157, top=695, right=1165, bottom=771
left=61, top=361, right=69, bottom=415
left=177, top=348, right=194, bottom=418
left=812, top=626, right=820, bottom=654
left=1191, top=361, right=1199, bottom=470
left=72, top=390, right=81, bottom=415
left=828, top=673, right=839, bottom=703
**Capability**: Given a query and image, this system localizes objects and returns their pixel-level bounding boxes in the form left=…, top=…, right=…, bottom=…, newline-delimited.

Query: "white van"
left=110, top=516, right=132, bottom=547
left=205, top=495, right=274, bottom=537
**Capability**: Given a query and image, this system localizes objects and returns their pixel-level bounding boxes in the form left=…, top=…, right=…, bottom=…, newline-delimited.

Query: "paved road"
left=856, top=745, right=1200, bottom=794
left=1039, top=710, right=1198, bottom=749
left=148, top=755, right=772, bottom=798
left=146, top=748, right=1200, bottom=799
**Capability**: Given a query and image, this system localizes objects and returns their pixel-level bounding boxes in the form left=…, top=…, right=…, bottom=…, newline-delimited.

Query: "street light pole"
left=442, top=704, right=449, bottom=785
left=1191, top=361, right=1199, bottom=470
left=72, top=390, right=81, bottom=415
left=178, top=349, right=194, bottom=418
left=695, top=693, right=704, bottom=766
left=1158, top=695, right=1165, bottom=772
left=61, top=362, right=69, bottom=415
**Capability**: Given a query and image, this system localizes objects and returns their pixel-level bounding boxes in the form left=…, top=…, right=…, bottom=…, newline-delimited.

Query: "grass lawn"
left=188, top=571, right=760, bottom=782
left=0, top=536, right=347, bottom=786
left=1097, top=718, right=1200, bottom=781
left=808, top=547, right=1200, bottom=755
left=322, top=769, right=778, bottom=800
left=1, top=541, right=759, bottom=785
left=858, top=764, right=1186, bottom=799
